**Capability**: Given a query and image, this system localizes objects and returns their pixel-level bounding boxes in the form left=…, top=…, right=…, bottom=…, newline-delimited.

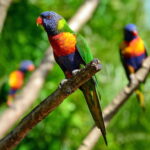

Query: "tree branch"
left=78, top=56, right=150, bottom=150
left=0, top=0, right=13, bottom=33
left=0, top=0, right=100, bottom=138
left=69, top=0, right=99, bottom=31
left=0, top=59, right=102, bottom=150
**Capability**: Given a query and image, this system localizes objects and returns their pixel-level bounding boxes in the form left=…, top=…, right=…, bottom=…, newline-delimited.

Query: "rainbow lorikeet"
left=36, top=11, right=107, bottom=144
left=0, top=60, right=35, bottom=106
left=120, top=24, right=148, bottom=109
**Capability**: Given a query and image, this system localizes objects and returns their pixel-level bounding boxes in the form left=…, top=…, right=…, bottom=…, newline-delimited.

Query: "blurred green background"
left=0, top=0, right=150, bottom=149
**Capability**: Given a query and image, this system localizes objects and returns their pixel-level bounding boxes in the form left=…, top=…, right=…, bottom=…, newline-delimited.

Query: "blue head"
left=36, top=11, right=63, bottom=35
left=19, top=60, right=35, bottom=72
left=124, top=24, right=138, bottom=42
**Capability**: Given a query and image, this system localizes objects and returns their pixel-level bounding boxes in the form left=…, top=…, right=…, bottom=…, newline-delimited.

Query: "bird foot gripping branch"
left=90, top=58, right=102, bottom=70
left=72, top=69, right=80, bottom=75
left=59, top=79, right=68, bottom=88
left=59, top=69, right=80, bottom=91
left=59, top=59, right=102, bottom=94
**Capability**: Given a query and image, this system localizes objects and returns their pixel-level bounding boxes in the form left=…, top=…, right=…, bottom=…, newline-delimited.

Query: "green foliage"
left=0, top=0, right=150, bottom=149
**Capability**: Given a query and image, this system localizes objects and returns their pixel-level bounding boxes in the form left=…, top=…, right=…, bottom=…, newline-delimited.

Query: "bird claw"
left=59, top=79, right=68, bottom=88
left=72, top=69, right=80, bottom=76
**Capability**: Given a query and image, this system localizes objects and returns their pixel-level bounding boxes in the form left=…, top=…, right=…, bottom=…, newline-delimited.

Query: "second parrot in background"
left=120, top=24, right=148, bottom=110
left=0, top=60, right=35, bottom=106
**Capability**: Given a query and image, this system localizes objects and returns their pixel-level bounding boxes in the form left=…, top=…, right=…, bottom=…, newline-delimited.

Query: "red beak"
left=28, top=65, right=35, bottom=71
left=132, top=30, right=138, bottom=36
left=36, top=17, right=43, bottom=26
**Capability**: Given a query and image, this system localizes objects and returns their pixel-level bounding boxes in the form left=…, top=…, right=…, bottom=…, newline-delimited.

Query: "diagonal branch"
left=69, top=0, right=99, bottom=31
left=0, top=0, right=100, bottom=138
left=0, top=0, right=13, bottom=33
left=0, top=59, right=102, bottom=150
left=78, top=56, right=150, bottom=150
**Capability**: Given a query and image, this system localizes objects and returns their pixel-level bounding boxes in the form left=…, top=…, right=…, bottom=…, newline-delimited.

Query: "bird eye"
left=46, top=16, right=51, bottom=19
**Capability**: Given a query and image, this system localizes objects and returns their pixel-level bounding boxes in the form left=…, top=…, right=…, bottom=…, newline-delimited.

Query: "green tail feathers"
left=81, top=79, right=107, bottom=145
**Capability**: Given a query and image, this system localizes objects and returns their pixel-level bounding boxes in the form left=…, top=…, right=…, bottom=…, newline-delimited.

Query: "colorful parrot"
left=0, top=60, right=35, bottom=106
left=120, top=24, right=148, bottom=109
left=36, top=11, right=107, bottom=144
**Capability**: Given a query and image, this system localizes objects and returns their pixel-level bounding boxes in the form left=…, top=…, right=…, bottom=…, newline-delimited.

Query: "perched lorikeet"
left=0, top=60, right=35, bottom=106
left=120, top=24, right=148, bottom=109
left=36, top=11, right=107, bottom=144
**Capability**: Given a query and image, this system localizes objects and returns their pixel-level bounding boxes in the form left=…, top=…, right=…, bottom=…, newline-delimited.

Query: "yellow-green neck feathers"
left=57, top=19, right=73, bottom=33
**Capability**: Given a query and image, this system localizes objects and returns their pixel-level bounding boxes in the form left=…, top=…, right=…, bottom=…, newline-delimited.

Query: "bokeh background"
left=0, top=0, right=150, bottom=149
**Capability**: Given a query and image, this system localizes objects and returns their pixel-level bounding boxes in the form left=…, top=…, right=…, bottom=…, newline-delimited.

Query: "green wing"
left=76, top=33, right=101, bottom=97
left=76, top=33, right=93, bottom=64
left=76, top=33, right=107, bottom=144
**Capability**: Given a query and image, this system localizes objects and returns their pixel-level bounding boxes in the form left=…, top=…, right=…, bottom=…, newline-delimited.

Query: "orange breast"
left=9, top=71, right=24, bottom=89
left=120, top=37, right=146, bottom=57
left=49, top=32, right=77, bottom=56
